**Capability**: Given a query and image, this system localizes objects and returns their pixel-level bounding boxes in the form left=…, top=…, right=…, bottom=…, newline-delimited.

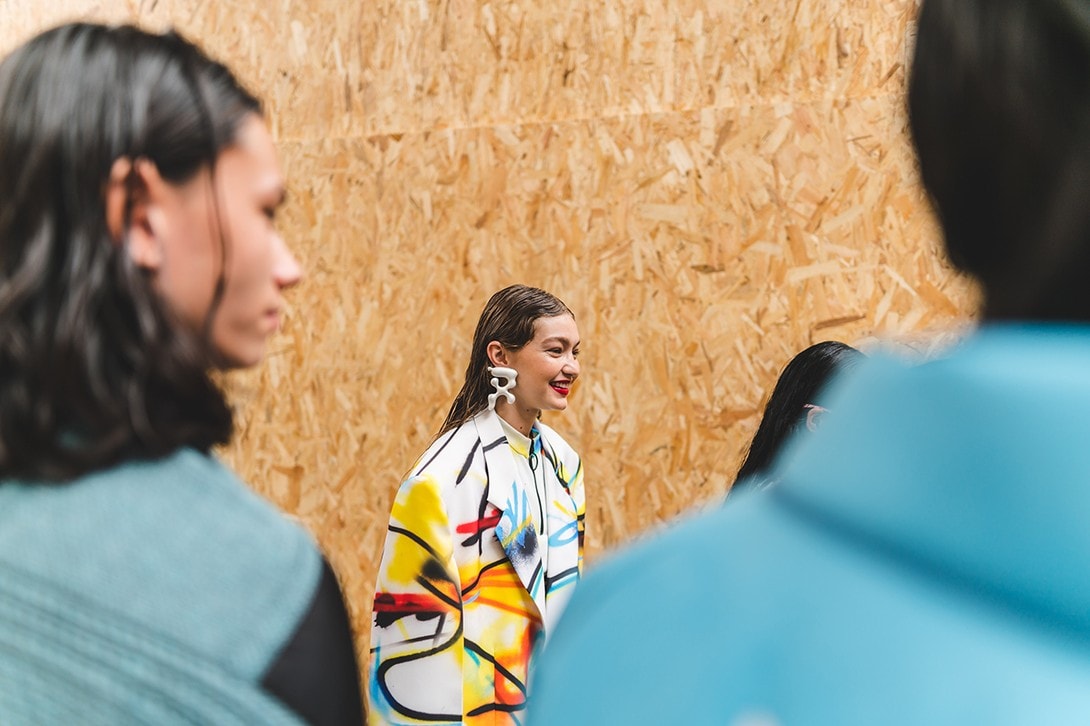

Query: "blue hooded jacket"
left=530, top=326, right=1090, bottom=724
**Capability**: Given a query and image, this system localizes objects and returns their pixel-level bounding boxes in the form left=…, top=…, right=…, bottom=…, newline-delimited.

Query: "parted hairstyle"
left=0, top=23, right=262, bottom=480
left=909, top=0, right=1090, bottom=320
left=733, top=341, right=863, bottom=494
left=439, top=284, right=574, bottom=435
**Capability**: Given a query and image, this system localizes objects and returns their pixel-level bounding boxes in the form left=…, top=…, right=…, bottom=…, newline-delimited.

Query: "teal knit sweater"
left=0, top=448, right=321, bottom=724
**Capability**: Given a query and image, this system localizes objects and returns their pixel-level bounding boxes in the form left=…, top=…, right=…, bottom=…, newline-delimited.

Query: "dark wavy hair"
left=439, top=285, right=574, bottom=436
left=0, top=23, right=262, bottom=480
left=733, top=341, right=864, bottom=494
left=909, top=0, right=1090, bottom=320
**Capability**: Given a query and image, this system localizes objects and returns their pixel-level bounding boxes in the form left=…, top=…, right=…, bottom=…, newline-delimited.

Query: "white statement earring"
left=487, top=366, right=518, bottom=410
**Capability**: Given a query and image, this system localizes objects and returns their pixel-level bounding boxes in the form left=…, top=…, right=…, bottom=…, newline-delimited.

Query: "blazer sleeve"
left=367, top=473, right=465, bottom=724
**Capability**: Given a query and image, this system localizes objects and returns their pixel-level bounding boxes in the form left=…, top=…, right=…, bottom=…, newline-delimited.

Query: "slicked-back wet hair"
left=0, top=23, right=262, bottom=480
left=439, top=285, right=574, bottom=436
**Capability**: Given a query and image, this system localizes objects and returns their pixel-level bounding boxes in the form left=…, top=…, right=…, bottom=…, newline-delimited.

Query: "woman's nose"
left=274, top=234, right=303, bottom=290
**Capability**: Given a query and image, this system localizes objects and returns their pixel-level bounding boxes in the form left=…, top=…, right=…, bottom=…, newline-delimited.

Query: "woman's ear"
left=104, top=157, right=133, bottom=245
left=104, top=157, right=167, bottom=271
left=486, top=341, right=508, bottom=367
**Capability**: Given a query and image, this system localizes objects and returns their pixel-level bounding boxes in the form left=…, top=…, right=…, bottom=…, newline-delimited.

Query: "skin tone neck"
left=494, top=394, right=540, bottom=437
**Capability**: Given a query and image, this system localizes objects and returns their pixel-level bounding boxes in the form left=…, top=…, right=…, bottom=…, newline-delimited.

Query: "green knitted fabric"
left=0, top=449, right=321, bottom=724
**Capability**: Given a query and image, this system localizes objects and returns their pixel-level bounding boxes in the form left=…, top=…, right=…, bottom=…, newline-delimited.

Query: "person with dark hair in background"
left=0, top=23, right=362, bottom=724
left=733, top=341, right=864, bottom=493
left=368, top=284, right=585, bottom=724
left=529, top=0, right=1090, bottom=722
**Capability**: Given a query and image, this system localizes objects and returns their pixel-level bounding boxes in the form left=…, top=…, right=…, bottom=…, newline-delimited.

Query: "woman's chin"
left=546, top=398, right=569, bottom=412
left=210, top=341, right=266, bottom=370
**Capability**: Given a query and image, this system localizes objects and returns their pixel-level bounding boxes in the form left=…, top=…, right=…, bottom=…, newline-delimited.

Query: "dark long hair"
left=439, top=285, right=574, bottom=435
left=733, top=341, right=863, bottom=493
left=0, top=23, right=262, bottom=480
left=909, top=0, right=1090, bottom=320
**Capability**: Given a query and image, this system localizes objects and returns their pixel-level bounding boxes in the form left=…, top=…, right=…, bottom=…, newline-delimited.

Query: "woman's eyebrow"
left=541, top=336, right=579, bottom=346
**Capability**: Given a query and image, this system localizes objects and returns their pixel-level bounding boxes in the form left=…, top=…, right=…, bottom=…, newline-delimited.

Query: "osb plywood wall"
left=1, top=0, right=976, bottom=664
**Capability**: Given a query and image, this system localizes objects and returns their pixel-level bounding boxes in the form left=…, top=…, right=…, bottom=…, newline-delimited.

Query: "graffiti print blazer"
left=368, top=409, right=585, bottom=725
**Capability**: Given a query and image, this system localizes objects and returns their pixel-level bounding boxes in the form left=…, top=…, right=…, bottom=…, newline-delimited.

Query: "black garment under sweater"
left=262, top=557, right=364, bottom=725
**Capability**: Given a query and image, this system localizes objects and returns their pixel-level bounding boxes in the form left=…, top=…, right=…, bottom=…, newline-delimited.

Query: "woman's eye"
left=263, top=207, right=277, bottom=221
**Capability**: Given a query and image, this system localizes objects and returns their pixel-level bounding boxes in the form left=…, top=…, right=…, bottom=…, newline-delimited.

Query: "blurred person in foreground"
left=530, top=0, right=1090, bottom=722
left=0, top=23, right=362, bottom=724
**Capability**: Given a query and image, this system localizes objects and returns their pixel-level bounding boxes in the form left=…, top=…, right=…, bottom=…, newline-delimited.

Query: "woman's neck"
left=495, top=402, right=539, bottom=437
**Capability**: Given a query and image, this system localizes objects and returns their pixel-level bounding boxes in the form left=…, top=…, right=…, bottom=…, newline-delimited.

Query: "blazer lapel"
left=472, top=410, right=547, bottom=617
left=536, top=429, right=583, bottom=633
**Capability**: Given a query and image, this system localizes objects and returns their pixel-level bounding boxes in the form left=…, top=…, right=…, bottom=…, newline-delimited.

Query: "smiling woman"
left=485, top=312, right=581, bottom=434
left=368, top=284, right=586, bottom=724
